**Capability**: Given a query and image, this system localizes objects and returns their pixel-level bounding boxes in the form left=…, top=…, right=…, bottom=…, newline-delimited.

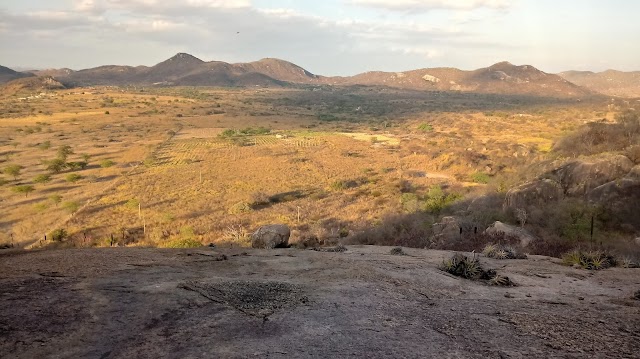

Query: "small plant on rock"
left=483, top=243, right=527, bottom=259
left=562, top=250, right=616, bottom=270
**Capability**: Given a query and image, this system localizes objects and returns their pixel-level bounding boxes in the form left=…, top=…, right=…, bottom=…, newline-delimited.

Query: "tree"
left=12, top=185, right=35, bottom=197
left=33, top=174, right=52, bottom=184
left=43, top=158, right=67, bottom=173
left=81, top=153, right=91, bottom=162
left=3, top=164, right=23, bottom=181
left=57, top=145, right=74, bottom=161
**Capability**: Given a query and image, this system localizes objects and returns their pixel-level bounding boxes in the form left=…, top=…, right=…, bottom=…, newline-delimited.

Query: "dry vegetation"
left=0, top=85, right=636, bottom=259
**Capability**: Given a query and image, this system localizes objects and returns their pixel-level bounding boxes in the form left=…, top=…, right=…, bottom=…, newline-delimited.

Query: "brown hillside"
left=36, top=54, right=597, bottom=98
left=329, top=61, right=593, bottom=98
left=1, top=76, right=65, bottom=97
left=560, top=70, right=640, bottom=98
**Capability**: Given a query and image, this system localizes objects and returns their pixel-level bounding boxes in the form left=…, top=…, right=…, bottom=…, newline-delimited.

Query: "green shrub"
left=49, top=228, right=67, bottom=242
left=33, top=174, right=52, bottom=184
left=65, top=173, right=82, bottom=182
left=62, top=201, right=80, bottom=215
left=66, top=161, right=88, bottom=170
left=417, top=123, right=434, bottom=132
left=100, top=160, right=115, bottom=168
left=12, top=185, right=34, bottom=197
left=470, top=172, right=490, bottom=184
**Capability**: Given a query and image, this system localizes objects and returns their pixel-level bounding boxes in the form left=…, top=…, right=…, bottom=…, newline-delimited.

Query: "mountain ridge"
left=0, top=54, right=607, bottom=98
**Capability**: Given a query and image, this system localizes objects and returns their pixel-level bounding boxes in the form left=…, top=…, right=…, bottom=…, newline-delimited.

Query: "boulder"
left=504, top=179, right=563, bottom=209
left=431, top=216, right=474, bottom=243
left=251, top=224, right=290, bottom=249
left=587, top=177, right=640, bottom=231
left=550, top=155, right=633, bottom=196
left=485, top=221, right=538, bottom=247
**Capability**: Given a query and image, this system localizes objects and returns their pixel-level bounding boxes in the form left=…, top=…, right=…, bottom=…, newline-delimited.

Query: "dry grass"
left=0, top=86, right=607, bottom=248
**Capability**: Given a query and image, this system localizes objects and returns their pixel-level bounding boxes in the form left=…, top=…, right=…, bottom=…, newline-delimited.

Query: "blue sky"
left=1, top=0, right=638, bottom=75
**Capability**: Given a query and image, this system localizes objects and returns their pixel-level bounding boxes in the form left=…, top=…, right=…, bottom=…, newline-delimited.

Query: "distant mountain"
left=2, top=54, right=600, bottom=98
left=559, top=70, right=640, bottom=98
left=0, top=65, right=34, bottom=84
left=334, top=61, right=593, bottom=97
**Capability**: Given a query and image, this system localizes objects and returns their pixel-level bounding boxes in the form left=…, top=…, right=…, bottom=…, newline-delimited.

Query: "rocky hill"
left=332, top=61, right=593, bottom=97
left=559, top=70, right=640, bottom=98
left=4, top=54, right=599, bottom=98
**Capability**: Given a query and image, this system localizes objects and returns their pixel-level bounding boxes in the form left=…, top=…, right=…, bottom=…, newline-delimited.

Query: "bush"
left=33, top=174, right=52, bottom=184
left=65, top=173, right=82, bottom=182
left=470, top=172, right=490, bottom=184
left=66, top=161, right=88, bottom=170
left=417, top=123, right=434, bottom=132
left=229, top=201, right=253, bottom=214
left=62, top=201, right=80, bottom=215
left=100, top=160, right=115, bottom=168
left=49, top=229, right=68, bottom=242
left=43, top=158, right=67, bottom=173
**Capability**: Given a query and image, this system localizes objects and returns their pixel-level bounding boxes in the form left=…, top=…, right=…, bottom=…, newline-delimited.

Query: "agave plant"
left=441, top=253, right=482, bottom=279
left=482, top=244, right=497, bottom=257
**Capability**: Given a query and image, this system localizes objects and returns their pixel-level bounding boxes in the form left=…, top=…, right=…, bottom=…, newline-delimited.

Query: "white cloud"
left=350, top=0, right=511, bottom=12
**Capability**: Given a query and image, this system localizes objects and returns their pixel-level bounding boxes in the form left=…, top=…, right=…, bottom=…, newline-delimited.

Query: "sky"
left=0, top=0, right=638, bottom=75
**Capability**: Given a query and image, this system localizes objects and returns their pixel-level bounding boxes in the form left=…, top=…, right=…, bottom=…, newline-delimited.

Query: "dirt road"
left=1, top=246, right=638, bottom=358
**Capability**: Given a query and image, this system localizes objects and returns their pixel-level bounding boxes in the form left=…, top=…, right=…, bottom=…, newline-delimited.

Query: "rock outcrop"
left=504, top=179, right=563, bottom=209
left=251, top=224, right=290, bottom=249
left=485, top=221, right=538, bottom=247
left=550, top=155, right=633, bottom=196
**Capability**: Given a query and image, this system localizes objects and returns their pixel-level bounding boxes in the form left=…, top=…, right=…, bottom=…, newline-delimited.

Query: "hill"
left=559, top=70, right=640, bottom=98
left=334, top=61, right=593, bottom=97
left=1, top=76, right=65, bottom=97
left=0, top=65, right=34, bottom=84
left=55, top=54, right=303, bottom=87
left=15, top=54, right=598, bottom=98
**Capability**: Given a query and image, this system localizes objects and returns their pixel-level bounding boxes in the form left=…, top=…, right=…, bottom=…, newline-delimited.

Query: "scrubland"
left=0, top=86, right=637, bottom=260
